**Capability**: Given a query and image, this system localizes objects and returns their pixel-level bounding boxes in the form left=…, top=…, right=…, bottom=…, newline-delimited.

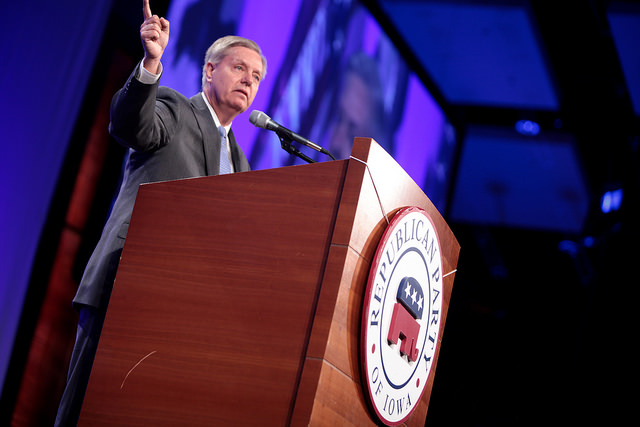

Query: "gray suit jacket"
left=73, top=65, right=251, bottom=309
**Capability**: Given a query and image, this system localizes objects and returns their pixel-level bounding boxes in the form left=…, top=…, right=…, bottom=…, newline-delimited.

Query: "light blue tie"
left=218, top=126, right=232, bottom=175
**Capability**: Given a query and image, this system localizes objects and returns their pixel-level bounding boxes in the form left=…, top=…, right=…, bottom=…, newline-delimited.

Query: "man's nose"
left=241, top=72, right=254, bottom=86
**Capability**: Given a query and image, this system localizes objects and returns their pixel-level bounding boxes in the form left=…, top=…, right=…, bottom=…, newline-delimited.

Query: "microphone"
left=249, top=110, right=334, bottom=160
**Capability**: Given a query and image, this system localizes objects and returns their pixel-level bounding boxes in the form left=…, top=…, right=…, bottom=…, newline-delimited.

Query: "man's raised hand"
left=140, top=0, right=169, bottom=74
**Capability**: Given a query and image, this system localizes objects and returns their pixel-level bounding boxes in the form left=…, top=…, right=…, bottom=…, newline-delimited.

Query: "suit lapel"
left=191, top=92, right=249, bottom=174
left=190, top=93, right=220, bottom=175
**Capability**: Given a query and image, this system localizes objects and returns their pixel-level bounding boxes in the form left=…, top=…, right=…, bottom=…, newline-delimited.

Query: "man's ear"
left=206, top=62, right=216, bottom=81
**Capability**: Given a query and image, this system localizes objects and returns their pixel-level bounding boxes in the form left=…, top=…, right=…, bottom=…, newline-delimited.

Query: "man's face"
left=205, top=46, right=263, bottom=125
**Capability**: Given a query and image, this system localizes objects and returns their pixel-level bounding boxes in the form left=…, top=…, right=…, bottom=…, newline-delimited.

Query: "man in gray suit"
left=55, top=1, right=267, bottom=425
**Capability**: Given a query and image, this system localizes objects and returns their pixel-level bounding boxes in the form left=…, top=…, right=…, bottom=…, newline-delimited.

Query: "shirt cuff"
left=137, top=61, right=163, bottom=84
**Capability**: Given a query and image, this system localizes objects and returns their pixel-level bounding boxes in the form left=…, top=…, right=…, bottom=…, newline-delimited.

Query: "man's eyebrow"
left=235, top=58, right=260, bottom=71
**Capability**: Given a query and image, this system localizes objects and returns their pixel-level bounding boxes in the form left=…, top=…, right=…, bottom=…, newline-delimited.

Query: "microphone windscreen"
left=249, top=110, right=269, bottom=129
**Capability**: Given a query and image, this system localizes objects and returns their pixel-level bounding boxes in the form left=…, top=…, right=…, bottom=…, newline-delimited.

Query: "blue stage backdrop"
left=0, top=0, right=113, bottom=391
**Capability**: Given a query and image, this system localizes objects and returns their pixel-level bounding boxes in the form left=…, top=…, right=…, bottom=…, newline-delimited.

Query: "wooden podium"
left=79, top=138, right=460, bottom=426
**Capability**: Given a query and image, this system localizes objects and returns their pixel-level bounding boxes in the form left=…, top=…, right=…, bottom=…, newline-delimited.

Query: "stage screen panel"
left=161, top=0, right=456, bottom=212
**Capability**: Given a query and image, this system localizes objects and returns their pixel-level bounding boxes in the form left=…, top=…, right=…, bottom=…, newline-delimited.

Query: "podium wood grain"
left=80, top=139, right=459, bottom=426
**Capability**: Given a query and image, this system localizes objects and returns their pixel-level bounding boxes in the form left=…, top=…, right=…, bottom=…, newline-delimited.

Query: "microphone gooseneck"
left=249, top=110, right=336, bottom=163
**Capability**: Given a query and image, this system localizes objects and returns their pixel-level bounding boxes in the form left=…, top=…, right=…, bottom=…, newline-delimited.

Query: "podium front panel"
left=80, top=161, right=349, bottom=426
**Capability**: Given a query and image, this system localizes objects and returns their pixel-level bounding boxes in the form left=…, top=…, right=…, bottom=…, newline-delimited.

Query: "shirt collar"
left=200, top=92, right=231, bottom=135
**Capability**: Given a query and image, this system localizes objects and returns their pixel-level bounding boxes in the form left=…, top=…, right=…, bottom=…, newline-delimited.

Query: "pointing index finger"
left=143, top=0, right=152, bottom=20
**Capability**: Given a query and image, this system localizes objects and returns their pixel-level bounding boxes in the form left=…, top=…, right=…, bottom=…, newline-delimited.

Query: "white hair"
left=201, top=35, right=267, bottom=89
